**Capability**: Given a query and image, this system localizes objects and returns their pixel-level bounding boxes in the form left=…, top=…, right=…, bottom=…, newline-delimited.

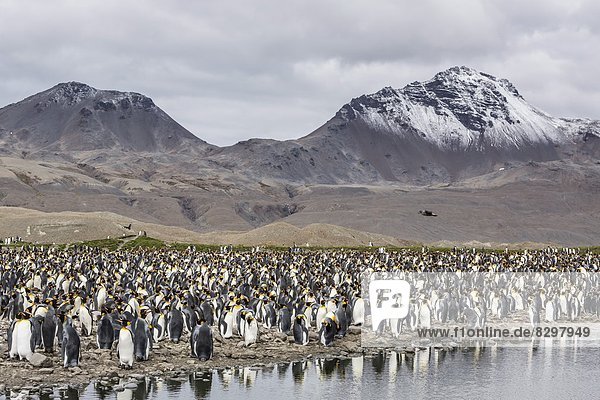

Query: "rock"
left=39, top=368, right=54, bottom=375
left=29, top=353, right=52, bottom=368
left=309, top=332, right=319, bottom=340
left=71, top=367, right=83, bottom=375
left=287, top=336, right=295, bottom=343
left=236, top=341, right=245, bottom=348
left=275, top=333, right=288, bottom=341
left=348, top=326, right=362, bottom=335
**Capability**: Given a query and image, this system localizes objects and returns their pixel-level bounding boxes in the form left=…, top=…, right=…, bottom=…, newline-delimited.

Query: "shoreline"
left=0, top=324, right=364, bottom=393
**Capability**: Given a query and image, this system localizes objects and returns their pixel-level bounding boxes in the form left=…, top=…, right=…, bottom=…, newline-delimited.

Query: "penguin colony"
left=1, top=245, right=599, bottom=370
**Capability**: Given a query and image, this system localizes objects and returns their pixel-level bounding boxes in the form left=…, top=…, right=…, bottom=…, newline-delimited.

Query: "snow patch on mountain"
left=338, top=66, right=576, bottom=150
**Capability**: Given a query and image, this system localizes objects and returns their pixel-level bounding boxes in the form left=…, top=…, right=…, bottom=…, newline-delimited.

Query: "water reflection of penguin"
left=372, top=351, right=385, bottom=375
left=292, top=360, right=308, bottom=384
left=189, top=371, right=212, bottom=399
left=351, top=356, right=364, bottom=382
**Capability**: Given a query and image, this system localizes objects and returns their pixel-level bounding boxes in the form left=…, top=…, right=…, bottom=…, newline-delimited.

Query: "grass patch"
left=122, top=236, right=165, bottom=250
left=76, top=238, right=123, bottom=251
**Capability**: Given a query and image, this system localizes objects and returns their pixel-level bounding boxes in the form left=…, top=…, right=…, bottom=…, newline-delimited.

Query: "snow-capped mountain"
left=335, top=66, right=586, bottom=151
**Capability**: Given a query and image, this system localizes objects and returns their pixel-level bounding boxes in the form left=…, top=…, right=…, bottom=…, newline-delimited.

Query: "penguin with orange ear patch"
left=319, top=315, right=337, bottom=347
left=117, top=319, right=135, bottom=369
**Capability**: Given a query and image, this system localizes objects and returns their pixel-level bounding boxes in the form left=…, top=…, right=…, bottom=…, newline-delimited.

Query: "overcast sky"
left=1, top=0, right=598, bottom=146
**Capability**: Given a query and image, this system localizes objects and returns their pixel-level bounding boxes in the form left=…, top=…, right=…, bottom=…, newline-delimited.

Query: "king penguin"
left=134, top=318, right=152, bottom=362
left=62, top=318, right=81, bottom=368
left=97, top=312, right=114, bottom=349
left=191, top=318, right=213, bottom=361
left=319, top=316, right=337, bottom=347
left=293, top=314, right=309, bottom=345
left=167, top=308, right=184, bottom=343
left=9, top=312, right=35, bottom=361
left=117, top=319, right=135, bottom=369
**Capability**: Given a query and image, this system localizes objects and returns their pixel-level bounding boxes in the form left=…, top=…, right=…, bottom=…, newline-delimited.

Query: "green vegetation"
left=121, top=236, right=165, bottom=250
left=77, top=238, right=123, bottom=251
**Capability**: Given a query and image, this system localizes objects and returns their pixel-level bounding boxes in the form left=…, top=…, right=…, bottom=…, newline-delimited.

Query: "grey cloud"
left=0, top=0, right=598, bottom=145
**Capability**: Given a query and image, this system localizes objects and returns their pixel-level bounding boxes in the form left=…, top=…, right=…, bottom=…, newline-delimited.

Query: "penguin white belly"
left=223, top=313, right=234, bottom=338
left=316, top=308, right=327, bottom=329
left=418, top=304, right=431, bottom=329
left=118, top=328, right=135, bottom=367
left=96, top=287, right=107, bottom=311
left=13, top=320, right=33, bottom=361
left=62, top=279, right=70, bottom=294
left=302, top=329, right=309, bottom=345
left=33, top=276, right=42, bottom=290
left=34, top=305, right=48, bottom=318
left=79, top=306, right=93, bottom=336
left=514, top=295, right=524, bottom=311
left=545, top=302, right=555, bottom=322
left=156, top=315, right=166, bottom=341
left=326, top=300, right=337, bottom=313
left=352, top=299, right=365, bottom=325
left=244, top=320, right=258, bottom=345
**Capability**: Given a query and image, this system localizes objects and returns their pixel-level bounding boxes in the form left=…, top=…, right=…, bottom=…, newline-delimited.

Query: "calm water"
left=25, top=345, right=600, bottom=400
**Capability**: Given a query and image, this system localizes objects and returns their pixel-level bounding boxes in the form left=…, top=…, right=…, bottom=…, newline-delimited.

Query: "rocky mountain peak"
left=335, top=66, right=566, bottom=150
left=46, top=81, right=98, bottom=106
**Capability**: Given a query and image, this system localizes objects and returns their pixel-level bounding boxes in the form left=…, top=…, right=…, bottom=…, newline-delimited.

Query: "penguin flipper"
left=29, top=321, right=36, bottom=354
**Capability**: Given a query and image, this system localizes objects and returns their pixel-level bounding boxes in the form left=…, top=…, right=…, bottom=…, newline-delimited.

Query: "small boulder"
left=29, top=353, right=53, bottom=368
left=39, top=368, right=54, bottom=375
